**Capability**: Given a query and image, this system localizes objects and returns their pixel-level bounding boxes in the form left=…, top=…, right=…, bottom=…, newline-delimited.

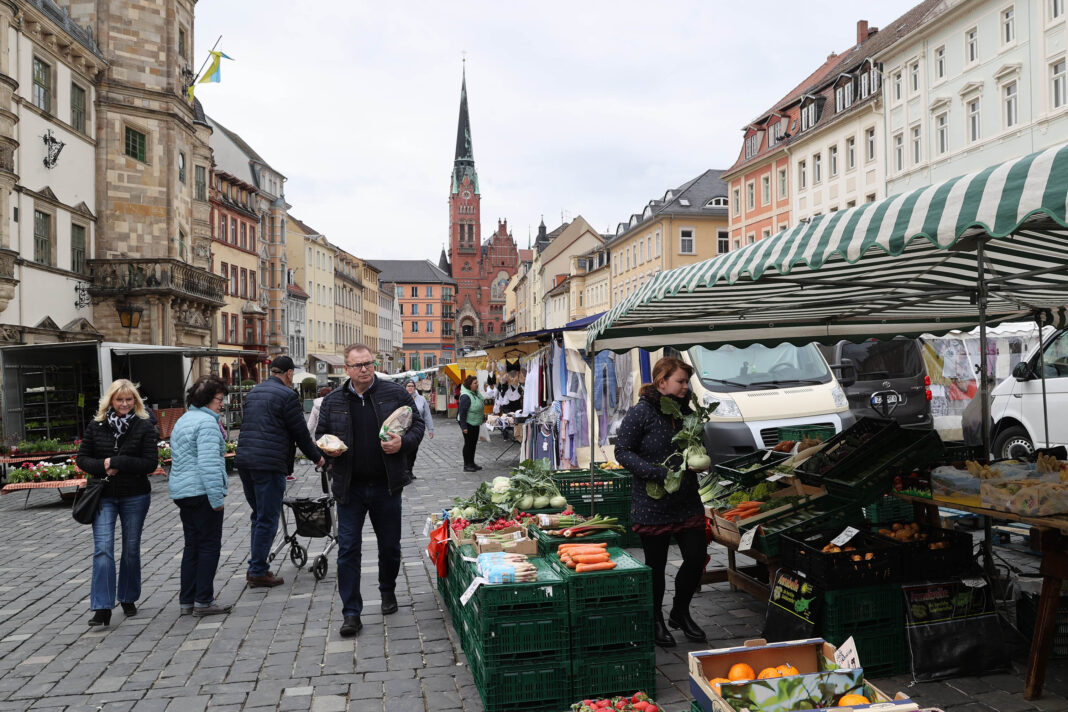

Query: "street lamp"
left=116, top=303, right=143, bottom=329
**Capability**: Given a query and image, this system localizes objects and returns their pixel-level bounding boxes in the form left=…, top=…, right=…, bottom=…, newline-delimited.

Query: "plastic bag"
left=478, top=423, right=490, bottom=443
left=316, top=434, right=348, bottom=456
left=379, top=406, right=412, bottom=441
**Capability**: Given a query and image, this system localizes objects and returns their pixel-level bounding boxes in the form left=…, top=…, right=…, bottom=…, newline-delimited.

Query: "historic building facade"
left=442, top=69, right=519, bottom=350
left=60, top=0, right=223, bottom=353
left=371, top=260, right=456, bottom=370
left=0, top=1, right=107, bottom=346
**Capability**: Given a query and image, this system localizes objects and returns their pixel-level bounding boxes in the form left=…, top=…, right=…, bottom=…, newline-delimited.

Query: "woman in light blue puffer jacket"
left=169, top=375, right=231, bottom=617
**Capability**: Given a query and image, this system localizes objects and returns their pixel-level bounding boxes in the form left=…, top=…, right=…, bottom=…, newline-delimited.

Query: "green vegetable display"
left=647, top=393, right=718, bottom=500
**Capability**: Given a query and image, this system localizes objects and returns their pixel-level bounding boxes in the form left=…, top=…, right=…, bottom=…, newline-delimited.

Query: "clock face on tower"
left=462, top=190, right=471, bottom=199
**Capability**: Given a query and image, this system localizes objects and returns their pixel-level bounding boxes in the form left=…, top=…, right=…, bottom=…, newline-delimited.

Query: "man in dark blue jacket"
left=235, top=356, right=325, bottom=588
left=316, top=344, right=424, bottom=637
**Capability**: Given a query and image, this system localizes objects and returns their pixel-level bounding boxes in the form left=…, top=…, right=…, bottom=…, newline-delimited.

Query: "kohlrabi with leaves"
left=647, top=393, right=718, bottom=500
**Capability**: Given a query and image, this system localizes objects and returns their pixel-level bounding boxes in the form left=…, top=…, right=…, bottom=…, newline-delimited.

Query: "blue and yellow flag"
left=187, top=51, right=233, bottom=100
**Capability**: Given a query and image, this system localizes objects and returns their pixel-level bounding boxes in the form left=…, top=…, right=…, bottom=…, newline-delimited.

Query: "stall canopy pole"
left=1037, top=311, right=1050, bottom=448
left=975, top=239, right=995, bottom=577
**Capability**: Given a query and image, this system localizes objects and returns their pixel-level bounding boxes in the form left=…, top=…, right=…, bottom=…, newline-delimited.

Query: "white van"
left=681, top=342, right=856, bottom=464
left=971, top=328, right=1068, bottom=458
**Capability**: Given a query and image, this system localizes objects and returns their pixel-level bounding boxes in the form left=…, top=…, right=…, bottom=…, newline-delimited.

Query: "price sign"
left=739, top=527, right=758, bottom=552
left=718, top=480, right=733, bottom=488
left=422, top=516, right=433, bottom=537
left=459, top=576, right=487, bottom=606
left=767, top=472, right=788, bottom=482
left=834, top=636, right=861, bottom=669
left=831, top=526, right=860, bottom=547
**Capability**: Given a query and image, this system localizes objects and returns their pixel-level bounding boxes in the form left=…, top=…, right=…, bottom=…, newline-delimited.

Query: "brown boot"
left=246, top=572, right=285, bottom=588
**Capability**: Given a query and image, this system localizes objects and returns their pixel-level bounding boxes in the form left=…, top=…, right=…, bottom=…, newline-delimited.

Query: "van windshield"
left=840, top=340, right=923, bottom=379
left=689, top=343, right=833, bottom=392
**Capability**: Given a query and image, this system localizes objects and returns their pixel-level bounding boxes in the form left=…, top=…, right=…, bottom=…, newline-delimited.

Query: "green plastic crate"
left=553, top=467, right=632, bottom=504
left=461, top=605, right=571, bottom=663
left=1016, top=592, right=1068, bottom=659
left=863, top=495, right=915, bottom=524
left=531, top=523, right=622, bottom=556
left=821, top=625, right=909, bottom=678
left=820, top=584, right=904, bottom=641
left=463, top=556, right=570, bottom=623
left=467, top=639, right=573, bottom=712
left=713, top=450, right=792, bottom=487
left=741, top=497, right=865, bottom=557
left=569, top=602, right=654, bottom=656
left=571, top=649, right=657, bottom=701
left=552, top=548, right=652, bottom=614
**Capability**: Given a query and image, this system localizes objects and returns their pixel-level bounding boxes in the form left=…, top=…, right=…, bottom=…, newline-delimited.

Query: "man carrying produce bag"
left=315, top=344, right=425, bottom=638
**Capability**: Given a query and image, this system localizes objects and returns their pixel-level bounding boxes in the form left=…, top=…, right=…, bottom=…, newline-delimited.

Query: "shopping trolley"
left=268, top=465, right=337, bottom=580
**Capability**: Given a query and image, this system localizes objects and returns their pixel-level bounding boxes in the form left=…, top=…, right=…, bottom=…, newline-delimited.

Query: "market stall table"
left=896, top=492, right=1068, bottom=701
left=703, top=511, right=780, bottom=602
left=1, top=478, right=86, bottom=508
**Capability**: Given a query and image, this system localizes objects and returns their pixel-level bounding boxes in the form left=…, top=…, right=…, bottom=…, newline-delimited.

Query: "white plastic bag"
left=478, top=423, right=490, bottom=443
left=379, top=406, right=413, bottom=441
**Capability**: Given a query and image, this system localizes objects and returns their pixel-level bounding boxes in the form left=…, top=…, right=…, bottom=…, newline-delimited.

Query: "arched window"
left=706, top=196, right=729, bottom=207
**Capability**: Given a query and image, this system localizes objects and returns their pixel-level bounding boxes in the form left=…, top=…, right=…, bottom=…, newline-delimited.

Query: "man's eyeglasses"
left=346, top=361, right=374, bottom=370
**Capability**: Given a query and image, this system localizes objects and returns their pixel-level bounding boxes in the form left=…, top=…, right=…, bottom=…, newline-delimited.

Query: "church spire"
left=451, top=63, right=479, bottom=195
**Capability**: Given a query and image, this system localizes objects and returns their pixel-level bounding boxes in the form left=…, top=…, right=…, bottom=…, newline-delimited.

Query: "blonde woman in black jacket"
left=76, top=379, right=159, bottom=627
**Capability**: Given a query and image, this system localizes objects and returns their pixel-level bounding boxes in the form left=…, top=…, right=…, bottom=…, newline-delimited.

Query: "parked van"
left=681, top=342, right=856, bottom=464
left=965, top=327, right=1068, bottom=458
left=819, top=338, right=932, bottom=429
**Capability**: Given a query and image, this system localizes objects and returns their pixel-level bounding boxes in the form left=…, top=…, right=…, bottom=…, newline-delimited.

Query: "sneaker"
left=192, top=604, right=231, bottom=617
left=246, top=572, right=285, bottom=588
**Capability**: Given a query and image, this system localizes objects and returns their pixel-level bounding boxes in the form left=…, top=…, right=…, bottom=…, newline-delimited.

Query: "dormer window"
left=800, top=97, right=821, bottom=131
left=835, top=77, right=855, bottom=112
left=744, top=131, right=763, bottom=159
left=706, top=196, right=729, bottom=208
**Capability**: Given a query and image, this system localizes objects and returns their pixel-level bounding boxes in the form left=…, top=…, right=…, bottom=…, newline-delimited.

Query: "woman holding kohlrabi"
left=613, top=356, right=715, bottom=648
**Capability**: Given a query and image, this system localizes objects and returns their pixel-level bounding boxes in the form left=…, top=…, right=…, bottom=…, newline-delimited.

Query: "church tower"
left=449, top=66, right=483, bottom=345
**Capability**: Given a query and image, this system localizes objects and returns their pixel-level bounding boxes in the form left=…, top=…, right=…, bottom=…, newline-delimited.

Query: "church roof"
left=451, top=67, right=479, bottom=194
left=438, top=247, right=452, bottom=276
left=368, top=260, right=457, bottom=286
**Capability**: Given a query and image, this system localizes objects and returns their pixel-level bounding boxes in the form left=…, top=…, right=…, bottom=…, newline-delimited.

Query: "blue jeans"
left=175, top=495, right=224, bottom=607
left=336, top=481, right=402, bottom=617
left=238, top=468, right=285, bottom=576
left=91, top=493, right=151, bottom=611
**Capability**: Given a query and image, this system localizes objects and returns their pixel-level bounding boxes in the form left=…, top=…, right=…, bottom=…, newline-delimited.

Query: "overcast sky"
left=194, top=1, right=918, bottom=261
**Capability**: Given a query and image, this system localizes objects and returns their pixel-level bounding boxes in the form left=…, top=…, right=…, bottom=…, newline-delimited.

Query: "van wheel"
left=992, top=426, right=1034, bottom=459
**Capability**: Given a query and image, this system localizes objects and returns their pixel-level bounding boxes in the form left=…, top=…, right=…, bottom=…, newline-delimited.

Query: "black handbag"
left=71, top=477, right=109, bottom=525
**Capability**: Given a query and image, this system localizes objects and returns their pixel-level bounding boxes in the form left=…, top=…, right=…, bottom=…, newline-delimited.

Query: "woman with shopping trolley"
left=168, top=374, right=232, bottom=617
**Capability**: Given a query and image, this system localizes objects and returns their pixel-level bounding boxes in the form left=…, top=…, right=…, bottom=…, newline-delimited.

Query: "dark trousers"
left=640, top=527, right=707, bottom=613
left=175, top=495, right=224, bottom=607
left=336, top=481, right=402, bottom=617
left=461, top=425, right=479, bottom=466
left=406, top=448, right=418, bottom=473
left=238, top=468, right=286, bottom=576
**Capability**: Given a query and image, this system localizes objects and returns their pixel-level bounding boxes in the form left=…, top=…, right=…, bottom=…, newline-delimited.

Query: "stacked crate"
left=552, top=467, right=638, bottom=547
left=818, top=584, right=909, bottom=677
left=553, top=547, right=656, bottom=700
left=453, top=550, right=572, bottom=712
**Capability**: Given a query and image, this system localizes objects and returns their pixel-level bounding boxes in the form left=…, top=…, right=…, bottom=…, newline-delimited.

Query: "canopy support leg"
left=976, top=240, right=995, bottom=578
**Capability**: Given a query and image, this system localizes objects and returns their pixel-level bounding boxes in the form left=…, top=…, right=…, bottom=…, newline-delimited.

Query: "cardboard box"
left=688, top=638, right=915, bottom=712
left=472, top=525, right=539, bottom=555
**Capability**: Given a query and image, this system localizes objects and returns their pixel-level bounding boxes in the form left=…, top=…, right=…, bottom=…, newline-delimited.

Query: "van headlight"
left=831, top=383, right=849, bottom=409
left=703, top=392, right=740, bottom=418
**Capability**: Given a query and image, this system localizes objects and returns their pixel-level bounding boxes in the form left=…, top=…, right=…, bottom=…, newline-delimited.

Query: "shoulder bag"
left=71, top=476, right=109, bottom=525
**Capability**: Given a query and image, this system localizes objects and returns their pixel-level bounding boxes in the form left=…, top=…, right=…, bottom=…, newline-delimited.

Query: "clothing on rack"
left=593, top=351, right=618, bottom=412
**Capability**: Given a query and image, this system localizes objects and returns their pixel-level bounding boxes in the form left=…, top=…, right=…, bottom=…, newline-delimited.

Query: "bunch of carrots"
left=720, top=501, right=762, bottom=522
left=557, top=542, right=617, bottom=572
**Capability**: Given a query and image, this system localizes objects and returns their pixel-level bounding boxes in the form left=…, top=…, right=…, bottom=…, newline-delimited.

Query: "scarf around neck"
left=106, top=408, right=136, bottom=439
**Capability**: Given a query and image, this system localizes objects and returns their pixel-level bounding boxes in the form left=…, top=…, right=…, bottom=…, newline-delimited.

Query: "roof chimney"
left=857, top=19, right=869, bottom=44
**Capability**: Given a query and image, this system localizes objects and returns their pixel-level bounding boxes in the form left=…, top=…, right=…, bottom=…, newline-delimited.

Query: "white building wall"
left=9, top=26, right=98, bottom=332
left=882, top=0, right=1068, bottom=195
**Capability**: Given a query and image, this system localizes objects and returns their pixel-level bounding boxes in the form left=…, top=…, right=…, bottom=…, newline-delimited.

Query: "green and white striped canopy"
left=589, top=142, right=1068, bottom=352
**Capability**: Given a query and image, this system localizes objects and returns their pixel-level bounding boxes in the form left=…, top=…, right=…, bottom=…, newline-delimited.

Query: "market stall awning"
left=590, top=142, right=1068, bottom=351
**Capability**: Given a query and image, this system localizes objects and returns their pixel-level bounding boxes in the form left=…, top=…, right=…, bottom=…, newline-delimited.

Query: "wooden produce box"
left=688, top=638, right=915, bottom=712
left=709, top=481, right=828, bottom=547
left=472, top=525, right=539, bottom=555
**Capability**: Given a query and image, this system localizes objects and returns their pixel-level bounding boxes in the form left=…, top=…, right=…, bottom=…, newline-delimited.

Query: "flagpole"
left=191, top=35, right=223, bottom=84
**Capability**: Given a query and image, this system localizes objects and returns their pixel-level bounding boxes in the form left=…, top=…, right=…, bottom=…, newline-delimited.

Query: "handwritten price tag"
left=834, top=636, right=860, bottom=669
left=739, top=527, right=758, bottom=552
left=831, top=526, right=860, bottom=547
left=459, top=576, right=487, bottom=607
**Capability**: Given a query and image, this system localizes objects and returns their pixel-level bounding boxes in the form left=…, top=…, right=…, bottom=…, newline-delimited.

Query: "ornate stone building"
left=441, top=68, right=519, bottom=350
left=0, top=1, right=107, bottom=346
left=53, top=0, right=224, bottom=353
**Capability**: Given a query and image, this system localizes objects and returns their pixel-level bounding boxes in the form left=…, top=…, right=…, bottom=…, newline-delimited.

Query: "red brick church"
left=438, top=68, right=520, bottom=350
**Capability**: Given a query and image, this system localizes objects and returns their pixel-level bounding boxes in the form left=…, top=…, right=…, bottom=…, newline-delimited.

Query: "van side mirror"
left=1013, top=361, right=1035, bottom=381
left=830, top=360, right=857, bottom=388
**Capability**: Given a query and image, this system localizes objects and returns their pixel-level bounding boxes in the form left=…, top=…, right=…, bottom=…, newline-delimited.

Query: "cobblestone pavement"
left=0, top=417, right=1066, bottom=711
